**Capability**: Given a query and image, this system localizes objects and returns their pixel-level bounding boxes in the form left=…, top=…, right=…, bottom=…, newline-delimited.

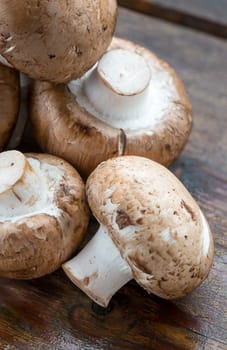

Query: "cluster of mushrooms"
left=0, top=1, right=213, bottom=307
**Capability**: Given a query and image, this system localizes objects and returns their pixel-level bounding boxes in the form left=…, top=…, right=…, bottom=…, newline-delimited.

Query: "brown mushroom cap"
left=0, top=0, right=117, bottom=83
left=0, top=152, right=89, bottom=279
left=30, top=37, right=192, bottom=178
left=0, top=63, right=19, bottom=150
left=86, top=156, right=214, bottom=299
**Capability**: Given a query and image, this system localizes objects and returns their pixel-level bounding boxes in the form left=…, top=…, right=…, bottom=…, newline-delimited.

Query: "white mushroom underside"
left=0, top=157, right=63, bottom=222
left=68, top=56, right=179, bottom=130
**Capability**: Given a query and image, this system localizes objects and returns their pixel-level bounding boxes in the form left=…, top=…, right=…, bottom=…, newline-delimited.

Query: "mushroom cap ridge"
left=86, top=156, right=214, bottom=299
left=0, top=63, right=19, bottom=150
left=0, top=0, right=117, bottom=83
left=0, top=153, right=89, bottom=279
left=30, top=37, right=192, bottom=177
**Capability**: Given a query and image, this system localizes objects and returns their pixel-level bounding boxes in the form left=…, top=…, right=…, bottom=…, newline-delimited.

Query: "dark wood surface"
left=1, top=6, right=227, bottom=350
left=118, top=0, right=227, bottom=38
left=152, top=0, right=227, bottom=24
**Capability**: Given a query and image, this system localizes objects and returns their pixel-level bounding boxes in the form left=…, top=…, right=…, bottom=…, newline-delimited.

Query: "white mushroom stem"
left=85, top=49, right=151, bottom=120
left=6, top=73, right=32, bottom=149
left=0, top=150, right=44, bottom=218
left=62, top=225, right=133, bottom=307
left=98, top=49, right=151, bottom=95
left=69, top=49, right=154, bottom=128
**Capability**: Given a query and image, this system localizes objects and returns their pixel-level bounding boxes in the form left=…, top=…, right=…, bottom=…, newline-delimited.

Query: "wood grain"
left=154, top=0, right=227, bottom=24
left=1, top=6, right=227, bottom=350
left=118, top=0, right=227, bottom=38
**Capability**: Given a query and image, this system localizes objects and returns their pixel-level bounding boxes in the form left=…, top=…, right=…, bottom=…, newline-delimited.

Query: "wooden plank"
left=119, top=0, right=227, bottom=25
left=1, top=7, right=227, bottom=350
left=156, top=0, right=227, bottom=24
left=118, top=0, right=227, bottom=38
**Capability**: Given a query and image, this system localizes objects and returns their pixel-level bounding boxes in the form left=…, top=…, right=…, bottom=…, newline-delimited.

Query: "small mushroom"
left=31, top=37, right=192, bottom=177
left=0, top=0, right=117, bottom=83
left=0, top=63, right=19, bottom=150
left=0, top=150, right=89, bottom=279
left=63, top=156, right=214, bottom=307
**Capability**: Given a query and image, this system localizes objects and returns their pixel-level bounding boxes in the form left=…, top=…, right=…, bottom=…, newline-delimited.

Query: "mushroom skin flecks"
left=63, top=156, right=214, bottom=307
left=0, top=0, right=117, bottom=83
left=0, top=150, right=89, bottom=279
left=31, top=37, right=192, bottom=177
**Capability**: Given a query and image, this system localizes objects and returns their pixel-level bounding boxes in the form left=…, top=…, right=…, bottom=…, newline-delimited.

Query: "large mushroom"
left=0, top=62, right=19, bottom=150
left=63, top=156, right=214, bottom=307
left=0, top=150, right=89, bottom=279
left=0, top=0, right=117, bottom=83
left=31, top=37, right=192, bottom=177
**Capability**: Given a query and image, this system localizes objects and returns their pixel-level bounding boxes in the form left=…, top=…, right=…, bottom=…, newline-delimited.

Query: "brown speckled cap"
left=0, top=0, right=117, bottom=83
left=86, top=156, right=214, bottom=299
left=0, top=152, right=89, bottom=279
left=0, top=63, right=19, bottom=150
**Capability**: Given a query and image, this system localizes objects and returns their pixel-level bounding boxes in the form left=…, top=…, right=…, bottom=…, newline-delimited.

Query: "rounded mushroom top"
left=0, top=0, right=117, bottom=83
left=86, top=156, right=214, bottom=299
left=0, top=150, right=89, bottom=279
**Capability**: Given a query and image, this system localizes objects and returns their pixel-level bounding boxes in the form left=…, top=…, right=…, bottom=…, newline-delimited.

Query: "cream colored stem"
left=83, top=49, right=151, bottom=124
left=62, top=225, right=133, bottom=307
left=68, top=49, right=153, bottom=130
left=97, top=49, right=151, bottom=96
left=0, top=150, right=42, bottom=218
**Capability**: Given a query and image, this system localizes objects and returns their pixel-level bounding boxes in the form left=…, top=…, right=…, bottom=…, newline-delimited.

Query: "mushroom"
left=0, top=150, right=89, bottom=279
left=0, top=0, right=117, bottom=83
left=0, top=62, right=19, bottom=151
left=63, top=156, right=214, bottom=307
left=31, top=37, right=192, bottom=177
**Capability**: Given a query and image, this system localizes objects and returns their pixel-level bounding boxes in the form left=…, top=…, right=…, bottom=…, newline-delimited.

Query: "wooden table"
left=1, top=3, right=227, bottom=350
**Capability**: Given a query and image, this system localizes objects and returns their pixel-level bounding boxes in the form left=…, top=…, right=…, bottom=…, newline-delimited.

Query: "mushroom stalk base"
left=62, top=225, right=133, bottom=307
